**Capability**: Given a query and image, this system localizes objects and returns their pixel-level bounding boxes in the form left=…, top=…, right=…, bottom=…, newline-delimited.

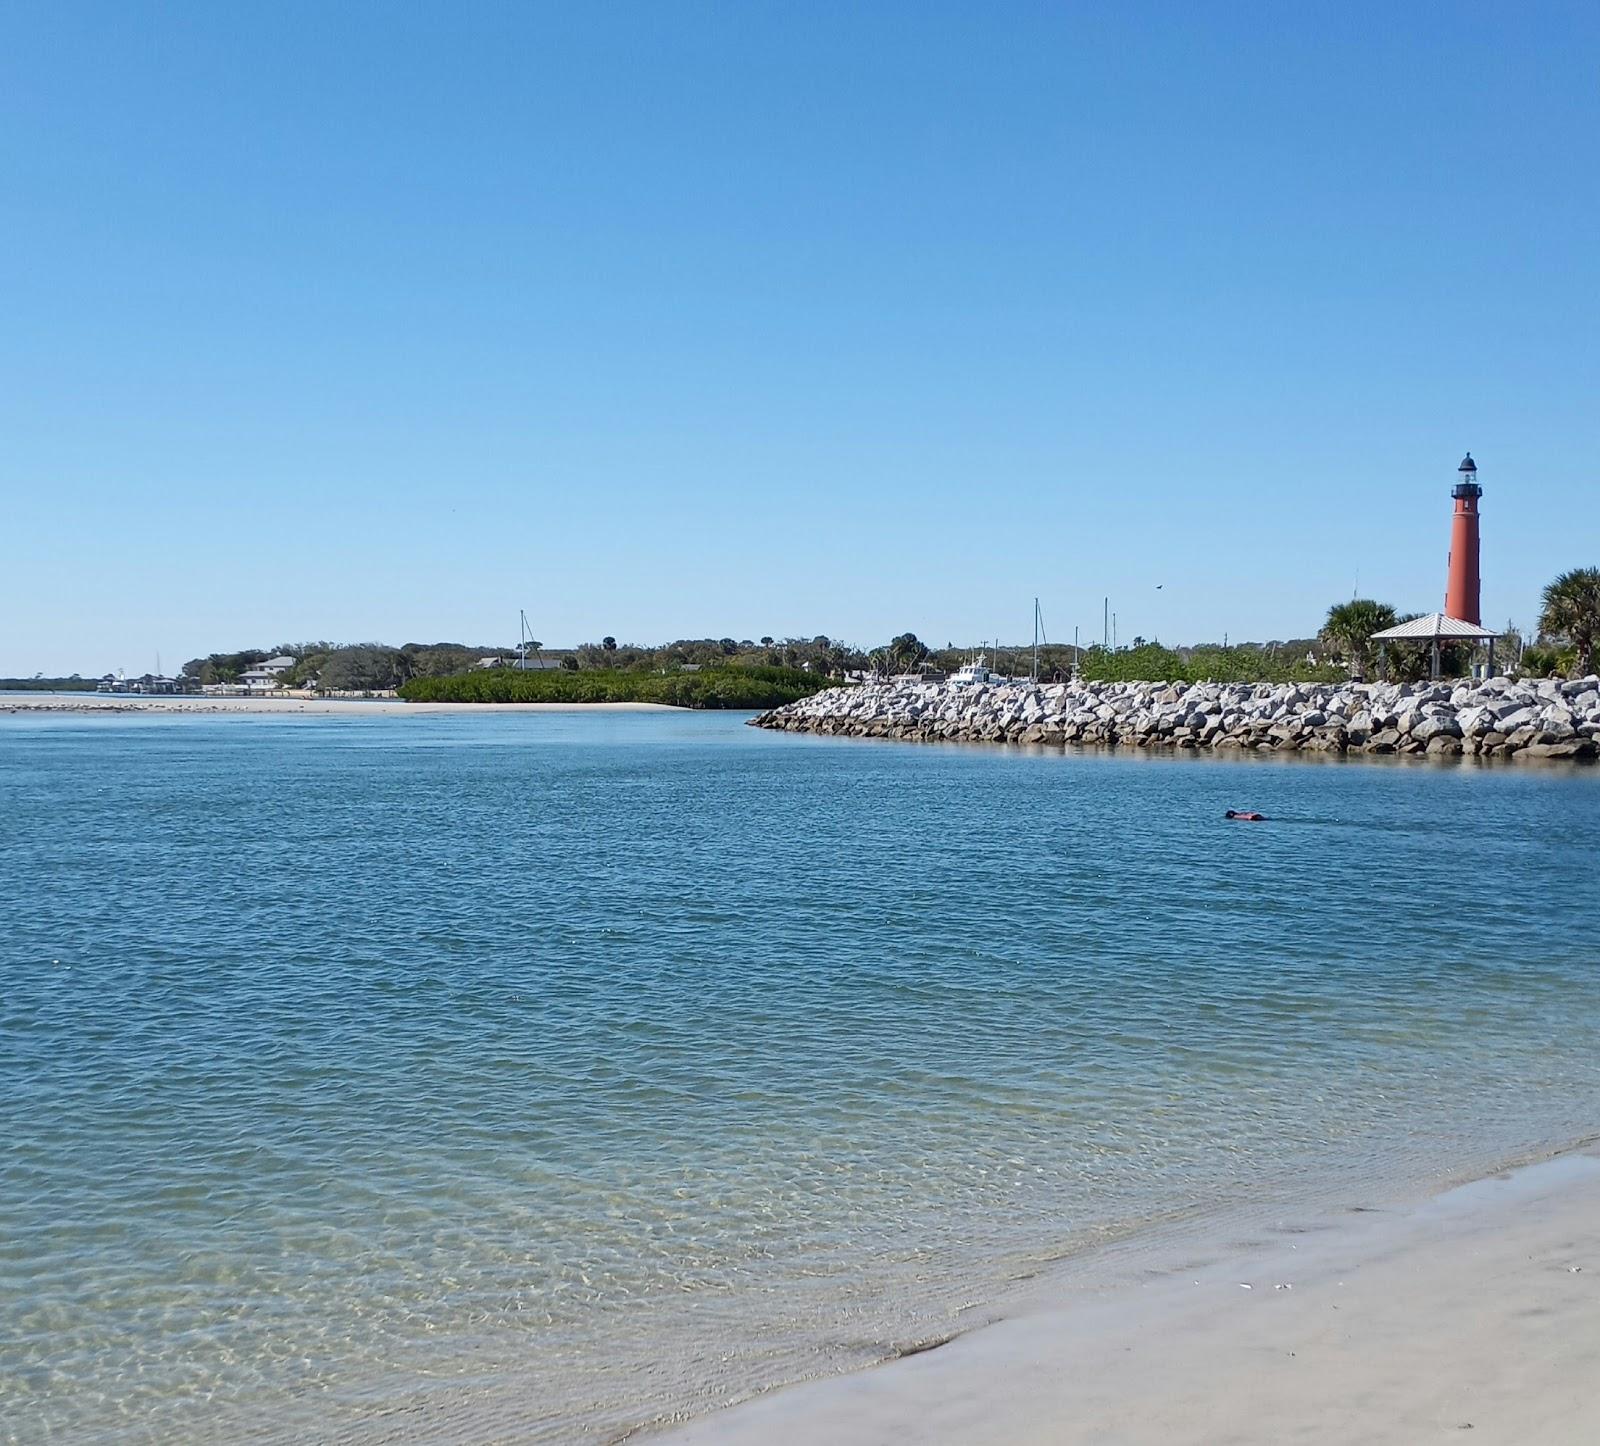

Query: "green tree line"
left=182, top=641, right=507, bottom=691
left=398, top=665, right=832, bottom=709
left=0, top=676, right=98, bottom=692
left=173, top=563, right=1600, bottom=700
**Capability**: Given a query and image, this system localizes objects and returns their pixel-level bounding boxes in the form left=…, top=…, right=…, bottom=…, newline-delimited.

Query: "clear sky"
left=3, top=1, right=1596, bottom=675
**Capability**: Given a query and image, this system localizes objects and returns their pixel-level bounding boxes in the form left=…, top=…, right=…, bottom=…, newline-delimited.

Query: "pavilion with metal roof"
left=1370, top=612, right=1502, bottom=679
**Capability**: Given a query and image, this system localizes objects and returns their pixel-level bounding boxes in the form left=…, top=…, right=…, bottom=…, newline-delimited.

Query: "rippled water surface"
left=3, top=709, right=1598, bottom=1442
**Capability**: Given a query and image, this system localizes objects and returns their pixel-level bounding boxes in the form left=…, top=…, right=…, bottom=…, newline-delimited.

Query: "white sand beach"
left=0, top=694, right=675, bottom=715
left=661, top=1149, right=1600, bottom=1446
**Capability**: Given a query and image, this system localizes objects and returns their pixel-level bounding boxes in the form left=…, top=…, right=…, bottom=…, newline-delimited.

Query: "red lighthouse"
left=1444, top=453, right=1482, bottom=625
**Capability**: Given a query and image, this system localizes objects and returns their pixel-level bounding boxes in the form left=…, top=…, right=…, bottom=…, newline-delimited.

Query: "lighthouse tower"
left=1444, top=453, right=1482, bottom=625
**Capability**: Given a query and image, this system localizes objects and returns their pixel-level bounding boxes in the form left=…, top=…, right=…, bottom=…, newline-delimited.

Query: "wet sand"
left=0, top=694, right=676, bottom=715
left=660, top=1148, right=1600, bottom=1446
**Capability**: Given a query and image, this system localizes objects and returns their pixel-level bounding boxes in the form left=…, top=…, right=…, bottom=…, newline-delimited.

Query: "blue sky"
left=3, top=2, right=1596, bottom=674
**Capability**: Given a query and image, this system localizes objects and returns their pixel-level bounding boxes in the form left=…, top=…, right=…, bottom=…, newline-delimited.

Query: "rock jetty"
left=752, top=676, right=1600, bottom=760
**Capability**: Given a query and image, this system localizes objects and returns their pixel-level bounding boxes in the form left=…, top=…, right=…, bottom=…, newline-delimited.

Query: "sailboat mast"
left=1032, top=597, right=1040, bottom=682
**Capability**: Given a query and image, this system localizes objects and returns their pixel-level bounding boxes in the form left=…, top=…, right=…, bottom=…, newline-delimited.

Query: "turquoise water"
left=3, top=709, right=1599, bottom=1443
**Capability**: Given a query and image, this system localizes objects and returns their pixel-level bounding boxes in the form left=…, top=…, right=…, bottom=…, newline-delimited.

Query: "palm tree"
left=1539, top=567, right=1600, bottom=676
left=887, top=632, right=928, bottom=672
left=1319, top=599, right=1399, bottom=677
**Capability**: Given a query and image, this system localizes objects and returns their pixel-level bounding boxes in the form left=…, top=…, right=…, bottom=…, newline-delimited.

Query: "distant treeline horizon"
left=11, top=629, right=1337, bottom=694
left=21, top=581, right=1579, bottom=690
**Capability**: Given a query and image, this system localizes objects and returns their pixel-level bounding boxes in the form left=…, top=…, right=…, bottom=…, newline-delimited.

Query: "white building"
left=238, top=656, right=296, bottom=693
left=476, top=655, right=566, bottom=671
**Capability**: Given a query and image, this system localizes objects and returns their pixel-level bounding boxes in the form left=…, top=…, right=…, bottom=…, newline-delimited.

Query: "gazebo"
left=1370, top=612, right=1502, bottom=680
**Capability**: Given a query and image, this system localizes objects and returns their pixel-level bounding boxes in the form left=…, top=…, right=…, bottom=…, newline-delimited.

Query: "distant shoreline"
left=0, top=693, right=678, bottom=716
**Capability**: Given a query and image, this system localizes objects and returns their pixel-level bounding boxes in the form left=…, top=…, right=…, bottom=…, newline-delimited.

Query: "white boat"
left=951, top=653, right=1004, bottom=685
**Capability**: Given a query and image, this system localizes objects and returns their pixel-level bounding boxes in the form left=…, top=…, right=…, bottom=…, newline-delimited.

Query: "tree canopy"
left=1539, top=567, right=1600, bottom=676
left=1319, top=599, right=1399, bottom=676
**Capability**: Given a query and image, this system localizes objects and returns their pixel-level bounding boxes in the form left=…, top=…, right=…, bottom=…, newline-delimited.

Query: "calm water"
left=3, top=709, right=1598, bottom=1442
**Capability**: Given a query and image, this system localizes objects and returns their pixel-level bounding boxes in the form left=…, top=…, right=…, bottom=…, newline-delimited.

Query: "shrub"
left=1075, top=643, right=1342, bottom=685
left=397, top=665, right=835, bottom=710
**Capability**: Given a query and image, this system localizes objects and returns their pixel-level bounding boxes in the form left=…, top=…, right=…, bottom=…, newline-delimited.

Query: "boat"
left=950, top=653, right=1004, bottom=686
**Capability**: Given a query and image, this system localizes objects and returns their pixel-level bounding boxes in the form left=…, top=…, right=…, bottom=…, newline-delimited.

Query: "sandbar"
left=0, top=694, right=676, bottom=715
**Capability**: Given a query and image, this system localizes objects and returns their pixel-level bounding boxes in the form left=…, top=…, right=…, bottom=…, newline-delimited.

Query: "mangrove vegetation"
left=398, top=664, right=833, bottom=709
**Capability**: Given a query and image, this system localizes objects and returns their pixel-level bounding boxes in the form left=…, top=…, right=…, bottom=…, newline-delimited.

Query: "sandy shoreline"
left=0, top=694, right=676, bottom=715
left=659, top=1145, right=1600, bottom=1446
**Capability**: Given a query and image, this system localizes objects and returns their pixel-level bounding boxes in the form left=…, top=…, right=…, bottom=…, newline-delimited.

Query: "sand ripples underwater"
left=3, top=709, right=1598, bottom=1441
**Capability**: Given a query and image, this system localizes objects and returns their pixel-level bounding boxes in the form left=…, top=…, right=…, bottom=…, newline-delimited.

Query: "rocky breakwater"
left=751, top=675, right=1600, bottom=760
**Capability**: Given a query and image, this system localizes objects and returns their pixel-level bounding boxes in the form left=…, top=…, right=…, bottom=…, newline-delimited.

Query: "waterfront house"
left=476, top=655, right=565, bottom=670
left=239, top=656, right=296, bottom=693
left=97, top=673, right=193, bottom=694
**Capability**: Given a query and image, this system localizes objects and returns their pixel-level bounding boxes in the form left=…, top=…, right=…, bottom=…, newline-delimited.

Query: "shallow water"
left=2, top=710, right=1598, bottom=1442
